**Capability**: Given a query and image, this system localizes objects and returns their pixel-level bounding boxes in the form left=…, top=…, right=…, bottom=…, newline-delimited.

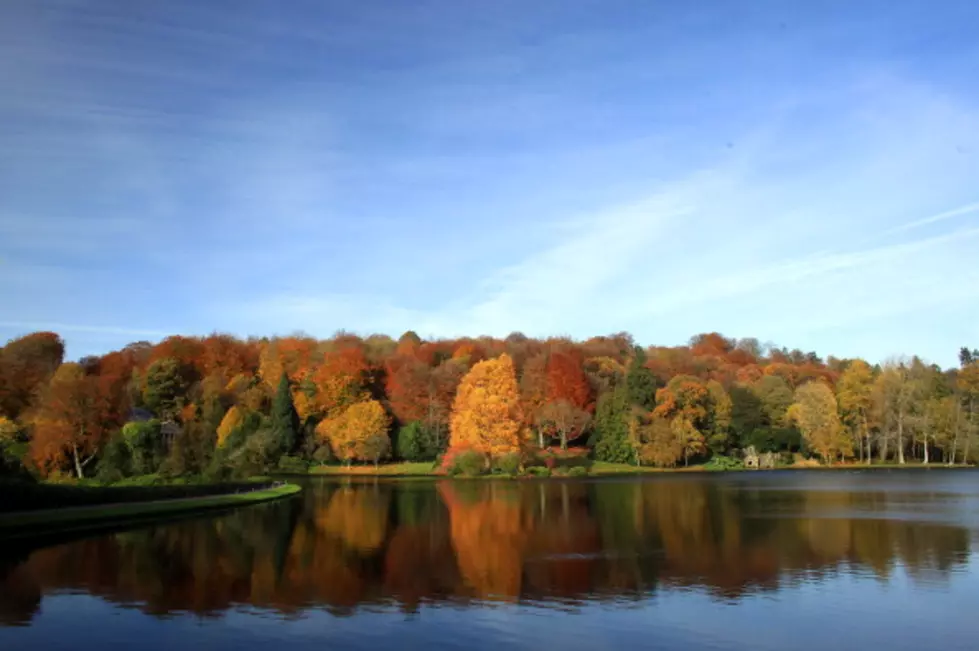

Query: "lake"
left=2, top=470, right=978, bottom=650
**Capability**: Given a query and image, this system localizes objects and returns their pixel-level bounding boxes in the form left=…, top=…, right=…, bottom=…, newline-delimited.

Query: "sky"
left=1, top=0, right=978, bottom=366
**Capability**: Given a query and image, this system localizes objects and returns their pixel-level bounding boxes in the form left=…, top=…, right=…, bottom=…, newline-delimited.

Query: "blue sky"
left=1, top=0, right=978, bottom=365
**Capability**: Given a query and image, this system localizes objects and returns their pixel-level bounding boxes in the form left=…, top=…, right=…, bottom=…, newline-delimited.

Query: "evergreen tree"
left=626, top=346, right=656, bottom=409
left=270, top=372, right=299, bottom=455
left=592, top=385, right=634, bottom=463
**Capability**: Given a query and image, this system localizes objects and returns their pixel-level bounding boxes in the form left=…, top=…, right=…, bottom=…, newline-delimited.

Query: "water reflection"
left=1, top=473, right=975, bottom=625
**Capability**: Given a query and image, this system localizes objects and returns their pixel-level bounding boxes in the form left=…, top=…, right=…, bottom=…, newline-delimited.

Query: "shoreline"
left=304, top=461, right=974, bottom=479
left=0, top=483, right=302, bottom=540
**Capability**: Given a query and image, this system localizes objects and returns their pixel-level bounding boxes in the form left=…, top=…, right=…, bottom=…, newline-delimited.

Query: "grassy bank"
left=306, top=459, right=973, bottom=478
left=0, top=483, right=301, bottom=539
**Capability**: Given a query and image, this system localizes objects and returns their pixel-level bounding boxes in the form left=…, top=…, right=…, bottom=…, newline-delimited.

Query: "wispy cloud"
left=887, top=200, right=979, bottom=234
left=0, top=322, right=171, bottom=338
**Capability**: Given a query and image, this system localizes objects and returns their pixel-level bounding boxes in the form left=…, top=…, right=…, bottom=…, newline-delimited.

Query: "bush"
left=494, top=453, right=521, bottom=476
left=96, top=435, right=133, bottom=483
left=277, top=455, right=308, bottom=474
left=447, top=450, right=486, bottom=477
left=568, top=466, right=588, bottom=477
left=312, top=445, right=334, bottom=465
left=525, top=466, right=551, bottom=478
left=703, top=455, right=744, bottom=471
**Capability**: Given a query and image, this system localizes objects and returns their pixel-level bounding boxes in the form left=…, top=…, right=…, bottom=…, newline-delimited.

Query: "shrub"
left=96, top=435, right=133, bottom=483
left=277, top=455, right=308, bottom=474
left=494, top=453, right=521, bottom=476
left=703, top=455, right=744, bottom=471
left=568, top=466, right=588, bottom=477
left=312, top=445, right=334, bottom=465
left=525, top=466, right=551, bottom=478
left=396, top=421, right=436, bottom=461
left=445, top=449, right=486, bottom=477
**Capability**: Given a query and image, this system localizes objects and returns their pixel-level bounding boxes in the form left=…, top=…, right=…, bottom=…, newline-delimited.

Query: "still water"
left=2, top=471, right=978, bottom=650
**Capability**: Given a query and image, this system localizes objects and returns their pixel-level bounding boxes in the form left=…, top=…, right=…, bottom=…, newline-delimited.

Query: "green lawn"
left=0, top=483, right=301, bottom=537
left=309, top=462, right=438, bottom=476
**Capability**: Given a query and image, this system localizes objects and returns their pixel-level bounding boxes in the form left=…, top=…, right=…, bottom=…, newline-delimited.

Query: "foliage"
left=0, top=331, right=64, bottom=420
left=494, top=452, right=522, bottom=476
left=30, top=363, right=118, bottom=478
left=95, top=434, right=133, bottom=483
left=446, top=449, right=486, bottom=477
left=122, top=419, right=166, bottom=475
left=396, top=421, right=436, bottom=461
left=635, top=415, right=684, bottom=467
left=525, top=466, right=551, bottom=477
left=567, top=466, right=588, bottom=477
left=703, top=455, right=744, bottom=471
left=789, top=382, right=847, bottom=461
left=217, top=406, right=243, bottom=447
left=591, top=385, right=633, bottom=463
left=448, top=354, right=523, bottom=459
left=316, top=400, right=391, bottom=464
left=535, top=399, right=591, bottom=450
left=142, top=357, right=189, bottom=419
left=270, top=373, right=300, bottom=455
left=0, top=416, right=19, bottom=443
left=626, top=346, right=657, bottom=408
left=277, top=455, right=308, bottom=474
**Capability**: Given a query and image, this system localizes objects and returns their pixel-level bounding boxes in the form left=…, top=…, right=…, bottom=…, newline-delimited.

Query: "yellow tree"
left=216, top=405, right=243, bottom=447
left=957, top=362, right=979, bottom=463
left=836, top=360, right=875, bottom=462
left=789, top=381, right=847, bottom=462
left=316, top=400, right=390, bottom=465
left=449, top=353, right=523, bottom=460
left=653, top=375, right=710, bottom=464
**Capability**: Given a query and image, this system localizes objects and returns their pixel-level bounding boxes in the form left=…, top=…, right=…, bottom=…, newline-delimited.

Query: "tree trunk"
left=950, top=404, right=960, bottom=466
left=897, top=411, right=905, bottom=465
left=879, top=431, right=889, bottom=463
left=560, top=430, right=568, bottom=451
left=72, top=445, right=84, bottom=479
left=965, top=397, right=975, bottom=464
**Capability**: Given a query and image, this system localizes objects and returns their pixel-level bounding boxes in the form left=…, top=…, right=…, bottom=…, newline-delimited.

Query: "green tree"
left=751, top=375, right=794, bottom=427
left=142, top=357, right=188, bottom=419
left=626, top=346, right=657, bottom=408
left=705, top=380, right=732, bottom=454
left=270, top=372, right=299, bottom=455
left=396, top=421, right=434, bottom=461
left=122, top=419, right=166, bottom=475
left=592, top=385, right=633, bottom=463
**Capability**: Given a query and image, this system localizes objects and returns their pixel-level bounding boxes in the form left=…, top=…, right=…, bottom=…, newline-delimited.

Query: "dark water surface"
left=2, top=470, right=978, bottom=650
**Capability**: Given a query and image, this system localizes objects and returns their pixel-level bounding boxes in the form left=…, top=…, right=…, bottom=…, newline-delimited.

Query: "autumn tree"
left=634, top=414, right=684, bottom=467
left=316, top=400, right=390, bottom=465
left=0, top=331, right=65, bottom=420
left=789, top=382, right=847, bottom=462
left=311, top=347, right=370, bottom=419
left=654, top=375, right=711, bottom=464
left=217, top=405, right=243, bottom=447
left=546, top=350, right=591, bottom=410
left=30, top=363, right=112, bottom=478
left=535, top=400, right=591, bottom=450
left=836, top=360, right=875, bottom=462
left=448, top=354, right=523, bottom=461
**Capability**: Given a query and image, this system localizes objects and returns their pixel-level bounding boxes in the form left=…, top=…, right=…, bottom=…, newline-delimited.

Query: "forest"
left=0, top=329, right=977, bottom=481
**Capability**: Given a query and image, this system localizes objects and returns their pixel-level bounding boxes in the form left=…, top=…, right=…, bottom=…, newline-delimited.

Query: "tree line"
left=0, top=330, right=977, bottom=479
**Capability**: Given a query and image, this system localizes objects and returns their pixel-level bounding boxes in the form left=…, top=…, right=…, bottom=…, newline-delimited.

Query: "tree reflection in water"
left=1, top=475, right=973, bottom=625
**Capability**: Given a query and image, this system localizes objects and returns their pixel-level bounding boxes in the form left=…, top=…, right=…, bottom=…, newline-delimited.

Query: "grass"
left=0, top=483, right=301, bottom=539
left=309, top=461, right=438, bottom=476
